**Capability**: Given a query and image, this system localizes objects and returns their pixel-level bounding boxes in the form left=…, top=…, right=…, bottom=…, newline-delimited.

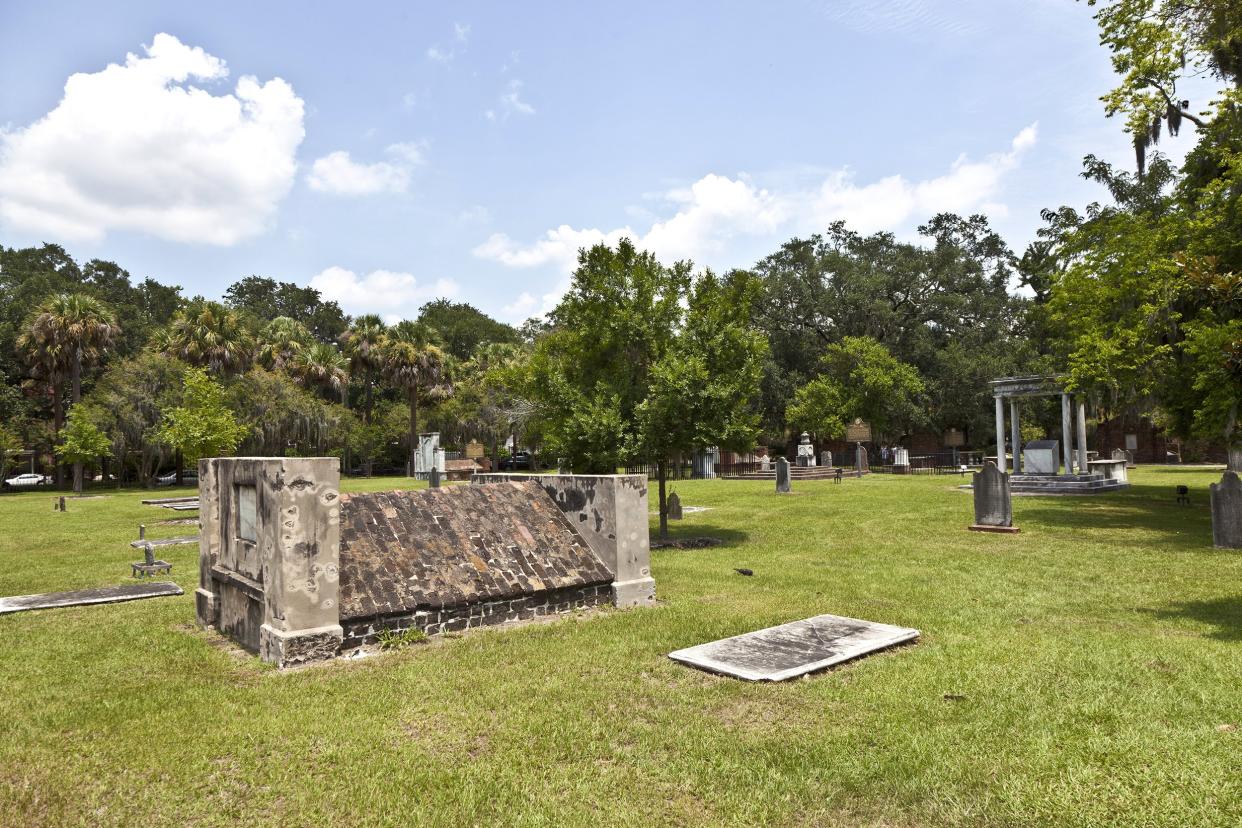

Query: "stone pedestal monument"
left=796, top=433, right=815, bottom=467
left=968, top=461, right=1019, bottom=533
left=1210, top=471, right=1242, bottom=549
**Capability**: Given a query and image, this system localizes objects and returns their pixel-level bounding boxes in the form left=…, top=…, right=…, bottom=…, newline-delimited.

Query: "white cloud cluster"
left=485, top=80, right=535, bottom=122
left=0, top=33, right=305, bottom=245
left=310, top=266, right=460, bottom=323
left=476, top=125, right=1038, bottom=314
left=306, top=142, right=424, bottom=196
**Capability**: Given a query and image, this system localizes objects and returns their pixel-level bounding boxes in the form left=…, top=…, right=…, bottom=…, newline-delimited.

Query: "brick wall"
left=341, top=583, right=611, bottom=649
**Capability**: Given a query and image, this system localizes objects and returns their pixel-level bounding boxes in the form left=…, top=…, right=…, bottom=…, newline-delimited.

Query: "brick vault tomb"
left=195, top=457, right=655, bottom=667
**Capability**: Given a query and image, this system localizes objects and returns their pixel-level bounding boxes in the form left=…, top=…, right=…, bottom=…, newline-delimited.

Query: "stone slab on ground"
left=141, top=496, right=198, bottom=505
left=162, top=503, right=200, bottom=511
left=129, top=535, right=199, bottom=548
left=0, top=582, right=183, bottom=615
left=668, top=613, right=919, bottom=681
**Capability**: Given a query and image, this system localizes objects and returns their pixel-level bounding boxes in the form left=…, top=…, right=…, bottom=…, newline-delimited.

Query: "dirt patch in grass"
left=651, top=536, right=727, bottom=550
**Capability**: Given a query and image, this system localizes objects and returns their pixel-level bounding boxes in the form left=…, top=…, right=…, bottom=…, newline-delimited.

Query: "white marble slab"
left=669, top=613, right=919, bottom=681
left=0, top=582, right=183, bottom=615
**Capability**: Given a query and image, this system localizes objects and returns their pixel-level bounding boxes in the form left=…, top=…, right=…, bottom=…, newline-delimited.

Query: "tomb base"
left=259, top=623, right=343, bottom=667
left=968, top=524, right=1021, bottom=534
left=195, top=587, right=219, bottom=627
left=612, top=576, right=657, bottom=608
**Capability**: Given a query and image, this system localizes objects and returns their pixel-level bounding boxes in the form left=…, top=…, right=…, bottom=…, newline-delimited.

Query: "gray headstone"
left=820, top=450, right=833, bottom=468
left=1024, top=440, right=1060, bottom=475
left=429, top=466, right=441, bottom=488
left=666, top=492, right=683, bottom=520
left=855, top=444, right=868, bottom=473
left=775, top=457, right=791, bottom=493
left=1210, top=471, right=1242, bottom=549
left=972, top=461, right=1013, bottom=527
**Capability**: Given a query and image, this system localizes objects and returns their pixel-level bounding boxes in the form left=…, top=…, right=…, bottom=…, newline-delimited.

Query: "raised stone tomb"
left=197, top=458, right=654, bottom=666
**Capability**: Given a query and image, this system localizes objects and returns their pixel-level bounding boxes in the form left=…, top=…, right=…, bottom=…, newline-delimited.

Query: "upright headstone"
left=969, top=461, right=1018, bottom=533
left=775, top=457, right=791, bottom=493
left=760, top=455, right=771, bottom=472
left=666, top=491, right=683, bottom=520
left=429, top=466, right=441, bottom=488
left=820, top=450, right=833, bottom=468
left=1209, top=471, right=1242, bottom=549
left=854, top=444, right=868, bottom=476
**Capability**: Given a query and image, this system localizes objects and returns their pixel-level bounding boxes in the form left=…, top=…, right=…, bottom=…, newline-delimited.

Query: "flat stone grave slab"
left=162, top=502, right=200, bottom=511
left=141, top=496, right=198, bottom=505
left=129, top=535, right=199, bottom=548
left=668, top=613, right=919, bottom=681
left=0, top=582, right=183, bottom=615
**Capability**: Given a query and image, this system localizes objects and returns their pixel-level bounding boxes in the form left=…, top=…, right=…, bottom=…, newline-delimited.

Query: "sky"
left=0, top=1, right=1218, bottom=325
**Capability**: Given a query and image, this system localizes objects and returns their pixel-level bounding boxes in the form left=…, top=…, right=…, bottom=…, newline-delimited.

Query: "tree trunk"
left=408, top=386, right=419, bottom=477
left=72, top=462, right=83, bottom=496
left=657, top=459, right=668, bottom=539
left=175, top=450, right=183, bottom=486
left=71, top=349, right=83, bottom=494
left=51, top=379, right=64, bottom=489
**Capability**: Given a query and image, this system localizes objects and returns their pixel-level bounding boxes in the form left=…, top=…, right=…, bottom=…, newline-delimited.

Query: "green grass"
left=0, top=468, right=1238, bottom=826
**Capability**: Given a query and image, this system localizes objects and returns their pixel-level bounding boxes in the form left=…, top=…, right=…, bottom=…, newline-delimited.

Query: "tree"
left=787, top=336, right=926, bottom=442
left=1088, top=0, right=1239, bottom=173
left=256, top=316, right=313, bottom=372
left=82, top=353, right=185, bottom=486
left=157, top=368, right=249, bottom=465
left=532, top=240, right=767, bottom=534
left=55, top=408, right=112, bottom=495
left=753, top=216, right=1027, bottom=443
left=163, top=300, right=254, bottom=376
left=637, top=269, right=768, bottom=536
left=292, top=342, right=351, bottom=404
left=224, top=275, right=348, bottom=342
left=0, top=424, right=21, bottom=479
left=417, top=299, right=520, bottom=360
left=17, top=293, right=119, bottom=487
left=378, top=321, right=450, bottom=475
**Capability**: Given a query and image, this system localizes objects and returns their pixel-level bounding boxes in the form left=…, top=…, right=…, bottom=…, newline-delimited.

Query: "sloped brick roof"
left=337, top=481, right=613, bottom=622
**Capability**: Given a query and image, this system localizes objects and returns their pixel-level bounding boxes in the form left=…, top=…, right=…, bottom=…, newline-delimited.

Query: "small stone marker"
left=821, top=450, right=833, bottom=468
left=969, top=460, right=1018, bottom=533
left=666, top=492, right=683, bottom=520
left=131, top=542, right=173, bottom=577
left=429, top=466, right=441, bottom=488
left=668, top=613, right=919, bottom=681
left=1210, top=471, right=1242, bottom=549
left=0, top=582, right=183, bottom=615
left=775, top=457, right=791, bottom=493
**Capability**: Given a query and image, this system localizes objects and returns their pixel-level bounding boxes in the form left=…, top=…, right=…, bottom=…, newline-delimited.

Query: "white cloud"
left=426, top=46, right=454, bottom=63
left=402, top=91, right=417, bottom=109
left=487, top=80, right=535, bottom=122
left=501, top=291, right=537, bottom=321
left=305, top=142, right=424, bottom=196
left=310, top=266, right=460, bottom=323
left=454, top=22, right=471, bottom=42
left=0, top=32, right=304, bottom=245
left=478, top=125, right=1038, bottom=313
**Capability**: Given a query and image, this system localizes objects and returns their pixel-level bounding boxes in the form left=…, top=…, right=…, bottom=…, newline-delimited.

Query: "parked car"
left=498, top=452, right=531, bottom=471
left=3, top=472, right=48, bottom=488
left=156, top=470, right=199, bottom=487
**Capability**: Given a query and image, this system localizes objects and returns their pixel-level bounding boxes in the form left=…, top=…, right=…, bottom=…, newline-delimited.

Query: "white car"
left=156, top=470, right=199, bottom=487
left=4, top=472, right=48, bottom=487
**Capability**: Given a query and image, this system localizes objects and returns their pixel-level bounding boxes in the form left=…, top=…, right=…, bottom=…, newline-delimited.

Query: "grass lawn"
left=0, top=468, right=1238, bottom=827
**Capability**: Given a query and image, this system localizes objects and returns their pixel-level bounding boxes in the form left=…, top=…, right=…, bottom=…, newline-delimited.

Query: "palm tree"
left=163, top=300, right=253, bottom=376
left=339, top=314, right=387, bottom=423
left=379, top=321, right=450, bottom=476
left=256, top=316, right=312, bottom=372
left=292, top=342, right=350, bottom=404
left=18, top=293, right=119, bottom=487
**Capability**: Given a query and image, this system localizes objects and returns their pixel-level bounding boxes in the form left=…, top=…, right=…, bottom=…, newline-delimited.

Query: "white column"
left=1061, top=394, right=1074, bottom=474
left=1010, top=399, right=1022, bottom=474
left=1076, top=398, right=1089, bottom=474
left=994, top=395, right=1006, bottom=472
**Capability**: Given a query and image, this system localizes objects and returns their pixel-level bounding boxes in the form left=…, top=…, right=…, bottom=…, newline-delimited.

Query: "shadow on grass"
left=1142, top=595, right=1242, bottom=641
left=1017, top=482, right=1215, bottom=551
left=651, top=523, right=749, bottom=549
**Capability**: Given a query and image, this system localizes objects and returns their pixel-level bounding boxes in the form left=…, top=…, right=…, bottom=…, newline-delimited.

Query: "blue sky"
left=0, top=1, right=1212, bottom=324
